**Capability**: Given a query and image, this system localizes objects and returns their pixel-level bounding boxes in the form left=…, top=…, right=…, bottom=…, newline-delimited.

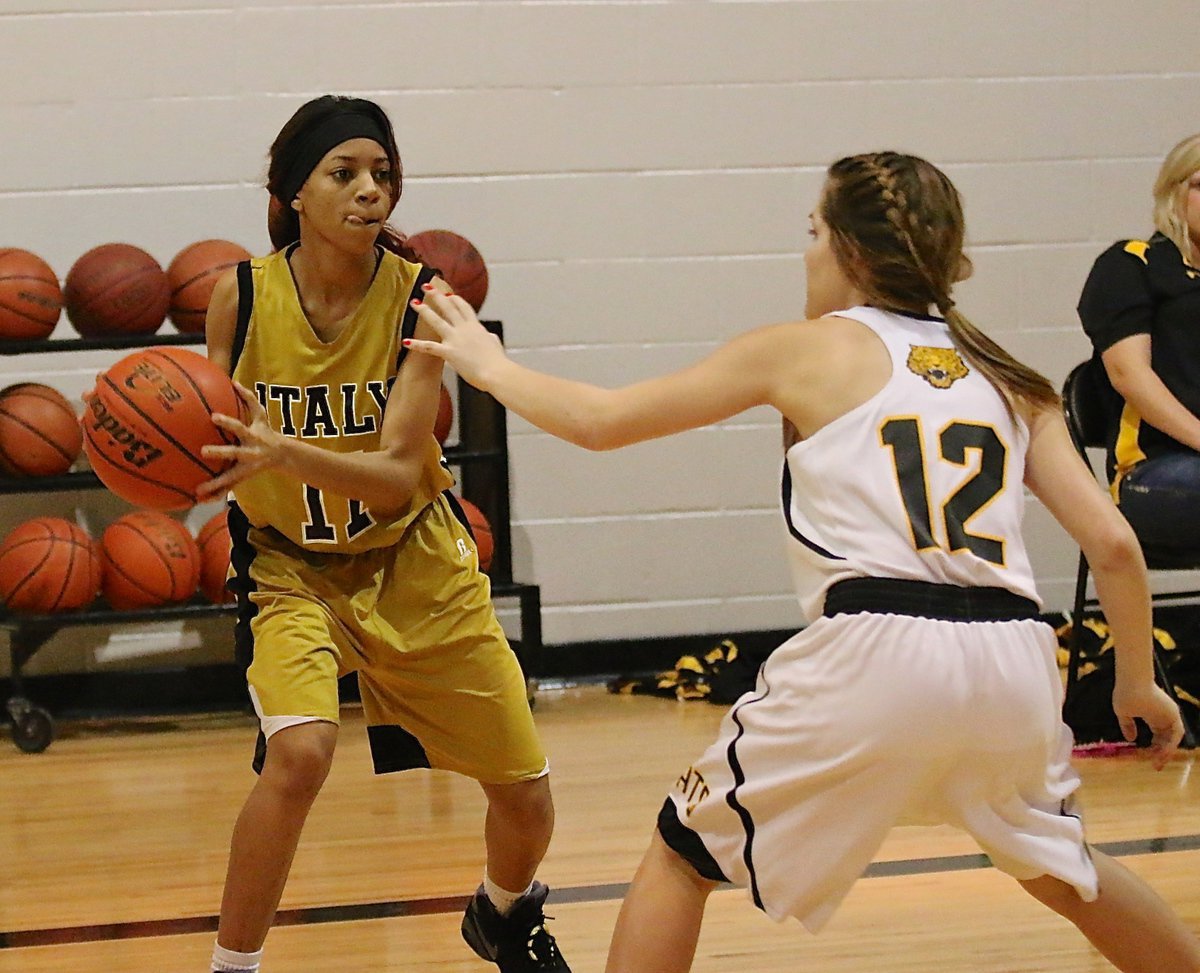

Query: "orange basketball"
left=0, top=248, right=62, bottom=341
left=81, top=346, right=247, bottom=510
left=0, top=517, right=101, bottom=613
left=64, top=243, right=170, bottom=337
left=408, top=229, right=489, bottom=312
left=457, top=497, right=494, bottom=573
left=0, top=383, right=82, bottom=477
left=435, top=383, right=454, bottom=445
left=197, top=508, right=233, bottom=604
left=101, top=510, right=200, bottom=610
left=167, top=239, right=253, bottom=333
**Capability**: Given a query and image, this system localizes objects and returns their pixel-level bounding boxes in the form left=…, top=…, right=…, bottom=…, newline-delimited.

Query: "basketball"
left=0, top=248, right=62, bottom=341
left=197, top=508, right=233, bottom=604
left=64, top=243, right=170, bottom=337
left=101, top=510, right=201, bottom=610
left=435, top=383, right=454, bottom=445
left=408, top=229, right=489, bottom=312
left=458, top=497, right=494, bottom=573
left=0, top=517, right=101, bottom=613
left=0, top=383, right=83, bottom=477
left=81, top=346, right=247, bottom=510
left=167, top=239, right=253, bottom=333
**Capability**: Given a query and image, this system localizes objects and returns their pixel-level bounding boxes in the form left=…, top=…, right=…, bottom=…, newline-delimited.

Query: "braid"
left=823, top=151, right=1058, bottom=413
left=861, top=155, right=952, bottom=313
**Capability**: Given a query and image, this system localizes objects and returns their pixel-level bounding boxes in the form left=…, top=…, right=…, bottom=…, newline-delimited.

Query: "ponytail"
left=825, top=152, right=1059, bottom=414
left=944, top=307, right=1059, bottom=413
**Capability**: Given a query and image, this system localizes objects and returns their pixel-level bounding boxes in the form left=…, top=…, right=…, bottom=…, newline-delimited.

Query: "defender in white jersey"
left=408, top=152, right=1199, bottom=972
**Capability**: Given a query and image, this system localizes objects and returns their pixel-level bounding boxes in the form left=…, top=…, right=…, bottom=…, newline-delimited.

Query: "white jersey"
left=783, top=306, right=1039, bottom=622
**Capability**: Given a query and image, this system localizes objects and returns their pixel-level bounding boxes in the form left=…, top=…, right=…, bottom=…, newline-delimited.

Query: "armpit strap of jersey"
left=396, top=264, right=439, bottom=370
left=230, top=259, right=255, bottom=373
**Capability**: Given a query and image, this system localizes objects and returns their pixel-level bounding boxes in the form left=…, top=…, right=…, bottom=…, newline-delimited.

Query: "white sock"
left=211, top=942, right=264, bottom=972
left=484, top=873, right=533, bottom=916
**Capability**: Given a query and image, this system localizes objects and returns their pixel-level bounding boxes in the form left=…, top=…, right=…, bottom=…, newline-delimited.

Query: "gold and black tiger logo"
left=907, top=345, right=969, bottom=389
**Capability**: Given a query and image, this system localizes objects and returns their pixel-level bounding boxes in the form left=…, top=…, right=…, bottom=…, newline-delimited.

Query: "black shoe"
left=461, top=882, right=570, bottom=971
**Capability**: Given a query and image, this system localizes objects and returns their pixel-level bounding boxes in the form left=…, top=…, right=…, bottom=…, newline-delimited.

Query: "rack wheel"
left=7, top=699, right=54, bottom=754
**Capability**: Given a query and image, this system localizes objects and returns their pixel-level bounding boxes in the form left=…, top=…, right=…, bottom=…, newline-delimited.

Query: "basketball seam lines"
left=1, top=386, right=73, bottom=403
left=82, top=418, right=195, bottom=504
left=98, top=370, right=220, bottom=478
left=53, top=526, right=79, bottom=611
left=0, top=406, right=76, bottom=463
left=105, top=532, right=184, bottom=602
left=0, top=293, right=60, bottom=323
left=143, top=348, right=241, bottom=450
left=1, top=523, right=60, bottom=606
left=173, top=262, right=241, bottom=295
left=66, top=265, right=165, bottom=333
left=121, top=521, right=193, bottom=596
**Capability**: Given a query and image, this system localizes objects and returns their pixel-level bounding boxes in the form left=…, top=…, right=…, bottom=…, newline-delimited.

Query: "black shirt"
left=1077, top=232, right=1200, bottom=470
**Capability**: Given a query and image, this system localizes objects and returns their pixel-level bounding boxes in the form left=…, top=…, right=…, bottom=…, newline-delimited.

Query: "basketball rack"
left=0, top=322, right=543, bottom=752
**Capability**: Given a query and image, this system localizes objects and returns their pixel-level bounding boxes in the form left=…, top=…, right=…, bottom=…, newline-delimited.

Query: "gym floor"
left=2, top=684, right=1198, bottom=972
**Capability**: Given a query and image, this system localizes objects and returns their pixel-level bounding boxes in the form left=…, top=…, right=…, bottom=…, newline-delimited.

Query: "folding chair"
left=1061, top=359, right=1198, bottom=747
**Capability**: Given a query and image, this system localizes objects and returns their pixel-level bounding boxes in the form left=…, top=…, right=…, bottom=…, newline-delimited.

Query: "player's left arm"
left=198, top=282, right=449, bottom=517
left=1023, top=404, right=1182, bottom=767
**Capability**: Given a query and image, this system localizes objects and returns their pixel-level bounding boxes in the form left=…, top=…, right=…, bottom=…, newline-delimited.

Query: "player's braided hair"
left=822, top=152, right=1058, bottom=412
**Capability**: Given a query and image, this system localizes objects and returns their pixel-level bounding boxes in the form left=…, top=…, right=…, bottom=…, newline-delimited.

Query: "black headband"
left=275, top=108, right=390, bottom=204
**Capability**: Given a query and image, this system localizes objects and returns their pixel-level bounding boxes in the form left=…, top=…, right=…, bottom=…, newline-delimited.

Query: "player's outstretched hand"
left=405, top=285, right=508, bottom=393
left=196, top=382, right=284, bottom=502
left=1112, top=682, right=1184, bottom=770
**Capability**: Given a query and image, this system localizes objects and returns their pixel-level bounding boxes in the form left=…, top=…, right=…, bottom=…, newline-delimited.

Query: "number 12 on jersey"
left=880, top=416, right=1007, bottom=565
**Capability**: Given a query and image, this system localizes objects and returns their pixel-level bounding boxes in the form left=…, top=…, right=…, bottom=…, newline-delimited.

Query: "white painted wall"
left=0, top=0, right=1193, bottom=676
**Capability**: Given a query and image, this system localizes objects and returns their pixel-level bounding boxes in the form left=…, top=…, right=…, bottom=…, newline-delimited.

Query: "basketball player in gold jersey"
left=194, top=96, right=570, bottom=973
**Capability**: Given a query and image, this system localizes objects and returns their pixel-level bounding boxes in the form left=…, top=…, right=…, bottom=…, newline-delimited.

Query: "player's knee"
left=261, top=725, right=337, bottom=800
left=483, top=776, right=555, bottom=832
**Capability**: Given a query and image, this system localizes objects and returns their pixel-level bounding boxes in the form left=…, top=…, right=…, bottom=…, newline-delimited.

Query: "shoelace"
left=524, top=917, right=561, bottom=966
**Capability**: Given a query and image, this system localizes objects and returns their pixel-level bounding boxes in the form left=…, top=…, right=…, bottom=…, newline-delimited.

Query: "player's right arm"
left=205, top=269, right=238, bottom=376
left=1022, top=403, right=1182, bottom=767
left=197, top=269, right=432, bottom=518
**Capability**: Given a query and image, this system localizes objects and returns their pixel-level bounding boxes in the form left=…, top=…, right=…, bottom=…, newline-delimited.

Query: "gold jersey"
left=231, top=246, right=453, bottom=554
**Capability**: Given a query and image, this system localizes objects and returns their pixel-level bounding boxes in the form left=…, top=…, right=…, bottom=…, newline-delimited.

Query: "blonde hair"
left=821, top=152, right=1059, bottom=413
left=1152, top=133, right=1200, bottom=265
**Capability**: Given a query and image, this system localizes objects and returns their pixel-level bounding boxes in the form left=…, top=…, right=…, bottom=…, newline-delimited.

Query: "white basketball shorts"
left=660, top=609, right=1097, bottom=931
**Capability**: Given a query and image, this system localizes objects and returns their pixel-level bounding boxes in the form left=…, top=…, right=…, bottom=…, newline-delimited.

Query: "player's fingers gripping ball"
left=195, top=383, right=284, bottom=501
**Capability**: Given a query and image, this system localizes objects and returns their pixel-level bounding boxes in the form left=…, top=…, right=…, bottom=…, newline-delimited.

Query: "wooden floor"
left=1, top=684, right=1198, bottom=972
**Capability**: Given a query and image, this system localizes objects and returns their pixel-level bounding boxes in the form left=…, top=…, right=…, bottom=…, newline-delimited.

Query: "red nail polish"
left=421, top=283, right=434, bottom=291
left=402, top=339, right=412, bottom=347
left=411, top=299, right=422, bottom=307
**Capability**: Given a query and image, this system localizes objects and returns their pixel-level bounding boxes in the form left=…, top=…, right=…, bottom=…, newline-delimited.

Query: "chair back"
left=1062, top=359, right=1121, bottom=455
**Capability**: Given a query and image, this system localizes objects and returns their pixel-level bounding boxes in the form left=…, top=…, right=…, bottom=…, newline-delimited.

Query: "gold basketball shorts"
left=227, top=493, right=546, bottom=784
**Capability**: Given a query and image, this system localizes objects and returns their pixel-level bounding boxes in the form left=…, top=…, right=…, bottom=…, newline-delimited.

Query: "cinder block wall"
left=1, top=0, right=1194, bottom=676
